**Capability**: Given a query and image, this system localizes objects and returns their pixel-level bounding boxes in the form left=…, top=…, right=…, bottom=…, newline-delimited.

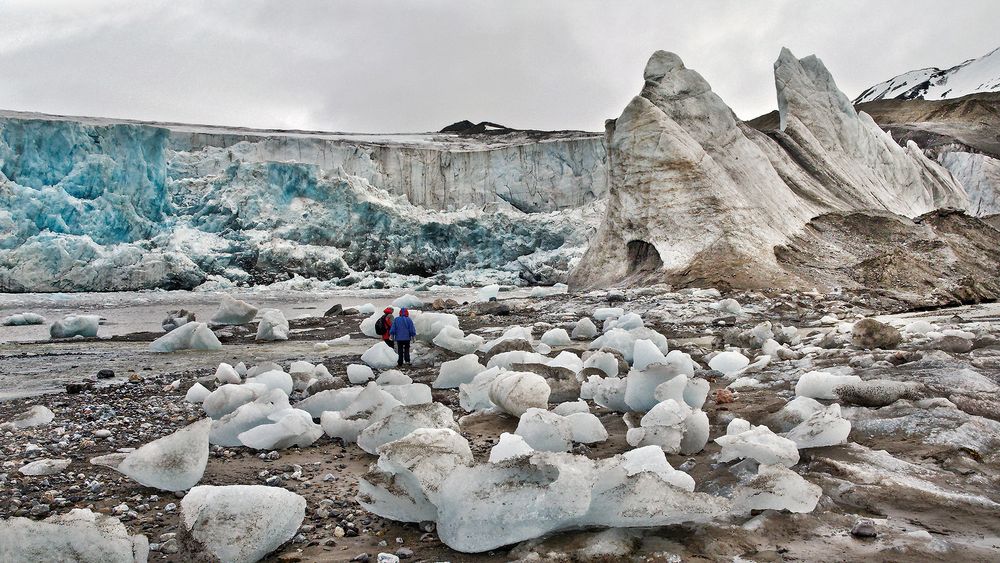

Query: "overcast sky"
left=1, top=0, right=997, bottom=132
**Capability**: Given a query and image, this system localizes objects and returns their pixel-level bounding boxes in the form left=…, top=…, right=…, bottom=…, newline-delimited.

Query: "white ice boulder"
left=708, top=351, right=749, bottom=375
left=392, top=294, right=424, bottom=309
left=590, top=375, right=629, bottom=412
left=294, top=386, right=364, bottom=418
left=770, top=396, right=825, bottom=431
left=362, top=342, right=400, bottom=369
left=458, top=367, right=503, bottom=412
left=115, top=419, right=210, bottom=491
left=603, top=312, right=644, bottom=332
left=794, top=370, right=863, bottom=400
left=181, top=485, right=305, bottom=563
left=319, top=383, right=402, bottom=443
left=3, top=405, right=55, bottom=429
left=238, top=409, right=322, bottom=450
left=626, top=368, right=686, bottom=412
left=185, top=383, right=211, bottom=404
left=571, top=317, right=599, bottom=340
left=547, top=351, right=584, bottom=374
left=479, top=325, right=534, bottom=353
left=255, top=309, right=289, bottom=341
left=210, top=390, right=292, bottom=446
left=348, top=363, right=376, bottom=384
left=514, top=408, right=574, bottom=452
left=489, top=432, right=534, bottom=462
left=733, top=464, right=822, bottom=514
left=489, top=371, right=551, bottom=417
left=593, top=307, right=624, bottom=321
left=553, top=399, right=590, bottom=416
left=683, top=377, right=710, bottom=410
left=632, top=339, right=668, bottom=371
left=583, top=350, right=619, bottom=377
left=1, top=312, right=46, bottom=326
left=540, top=328, right=572, bottom=347
left=434, top=354, right=486, bottom=389
left=357, top=402, right=458, bottom=454
left=0, top=509, right=148, bottom=563
left=477, top=284, right=500, bottom=301
left=589, top=328, right=636, bottom=363
left=486, top=350, right=549, bottom=370
left=150, top=322, right=222, bottom=353
left=50, top=314, right=100, bottom=338
left=19, top=458, right=72, bottom=476
left=380, top=383, right=433, bottom=406
left=376, top=370, right=412, bottom=386
left=203, top=384, right=258, bottom=419
left=713, top=298, right=742, bottom=314
left=245, top=370, right=293, bottom=396
left=210, top=294, right=258, bottom=325
left=715, top=425, right=799, bottom=467
left=215, top=362, right=241, bottom=384
left=564, top=412, right=608, bottom=444
left=432, top=326, right=484, bottom=355
left=903, top=320, right=935, bottom=335
left=410, top=311, right=460, bottom=342
left=626, top=399, right=687, bottom=453
left=784, top=403, right=851, bottom=449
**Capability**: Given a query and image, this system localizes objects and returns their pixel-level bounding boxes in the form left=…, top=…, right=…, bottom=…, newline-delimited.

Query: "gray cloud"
left=0, top=0, right=997, bottom=132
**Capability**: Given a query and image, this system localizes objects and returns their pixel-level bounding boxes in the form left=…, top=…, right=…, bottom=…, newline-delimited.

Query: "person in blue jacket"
left=389, top=307, right=417, bottom=366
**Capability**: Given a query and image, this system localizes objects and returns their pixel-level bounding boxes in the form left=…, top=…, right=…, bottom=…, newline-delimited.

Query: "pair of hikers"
left=375, top=307, right=416, bottom=366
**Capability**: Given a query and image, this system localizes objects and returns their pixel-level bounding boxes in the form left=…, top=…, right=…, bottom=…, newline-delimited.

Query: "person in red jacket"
left=375, top=307, right=394, bottom=347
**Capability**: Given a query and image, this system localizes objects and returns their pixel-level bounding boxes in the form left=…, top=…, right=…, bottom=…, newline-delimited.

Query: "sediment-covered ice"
left=357, top=402, right=458, bottom=454
left=715, top=424, right=800, bottom=467
left=784, top=403, right=852, bottom=448
left=488, top=371, right=551, bottom=417
left=795, top=370, right=863, bottom=400
left=50, top=314, right=100, bottom=338
left=210, top=294, right=258, bottom=325
left=1, top=312, right=46, bottom=326
left=3, top=405, right=55, bottom=429
left=0, top=508, right=148, bottom=563
left=255, top=309, right=289, bottom=341
left=150, top=321, right=222, bottom=352
left=732, top=464, right=822, bottom=514
left=115, top=419, right=210, bottom=491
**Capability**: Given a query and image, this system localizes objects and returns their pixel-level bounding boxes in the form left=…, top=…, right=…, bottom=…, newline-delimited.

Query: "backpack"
left=375, top=315, right=388, bottom=336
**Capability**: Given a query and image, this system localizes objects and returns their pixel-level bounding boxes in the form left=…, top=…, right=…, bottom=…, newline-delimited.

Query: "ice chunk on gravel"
left=795, top=370, right=863, bottom=400
left=150, top=322, right=222, bottom=352
left=376, top=369, right=411, bottom=386
left=210, top=294, right=257, bottom=325
left=0, top=508, right=148, bottom=563
left=295, top=386, right=363, bottom=418
left=215, top=362, right=241, bottom=384
left=320, top=383, right=402, bottom=442
left=2, top=312, right=46, bottom=325
left=245, top=369, right=293, bottom=396
left=50, top=314, right=100, bottom=338
left=432, top=326, right=484, bottom=355
left=3, top=405, right=54, bottom=429
left=733, top=464, right=822, bottom=514
left=185, top=383, right=211, bottom=404
left=594, top=307, right=625, bottom=321
left=358, top=402, right=458, bottom=454
left=489, top=432, right=534, bottom=462
left=715, top=425, right=799, bottom=467
left=515, top=408, right=574, bottom=452
left=380, top=383, right=432, bottom=405
left=477, top=284, right=501, bottom=301
left=571, top=317, right=599, bottom=340
left=708, top=351, right=749, bottom=375
left=590, top=328, right=636, bottom=362
left=203, top=384, right=258, bottom=419
left=565, top=412, right=609, bottom=444
left=489, top=372, right=551, bottom=417
left=541, top=328, right=572, bottom=347
left=255, top=309, right=289, bottom=341
left=210, top=390, right=292, bottom=446
left=392, top=294, right=424, bottom=309
left=238, top=409, right=322, bottom=450
left=181, top=485, right=305, bottom=563
left=632, top=339, right=667, bottom=371
left=348, top=363, right=376, bottom=384
left=458, top=367, right=503, bottom=412
left=362, top=342, right=400, bottom=369
left=116, top=419, right=210, bottom=491
left=553, top=399, right=590, bottom=416
left=784, top=403, right=851, bottom=449
left=434, top=354, right=486, bottom=388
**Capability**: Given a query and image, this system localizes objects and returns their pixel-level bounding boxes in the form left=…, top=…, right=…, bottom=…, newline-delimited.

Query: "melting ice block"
left=203, top=384, right=258, bottom=419
left=784, top=403, right=851, bottom=448
left=571, top=317, right=599, bottom=340
left=210, top=294, right=258, bottom=325
left=150, top=322, right=222, bottom=352
left=348, top=363, right=375, bottom=384
left=19, top=458, right=72, bottom=476
left=489, top=432, right=534, bottom=462
left=715, top=425, right=799, bottom=467
left=238, top=409, right=322, bottom=450
left=477, top=284, right=500, bottom=301
left=362, top=343, right=400, bottom=369
left=458, top=367, right=503, bottom=412
left=255, top=309, right=289, bottom=341
left=294, top=386, right=364, bottom=418
left=0, top=508, right=148, bottom=563
left=432, top=326, right=484, bottom=355
left=488, top=372, right=551, bottom=417
left=540, top=328, right=572, bottom=347
left=733, top=464, right=822, bottom=514
left=357, top=402, right=458, bottom=454
left=795, top=370, right=863, bottom=400
left=708, top=351, right=750, bottom=375
left=433, top=354, right=486, bottom=388
left=50, top=314, right=100, bottom=339
left=3, top=405, right=55, bottom=429
left=181, top=485, right=305, bottom=563
left=1, top=312, right=46, bottom=326
left=210, top=390, right=292, bottom=446
left=515, top=408, right=574, bottom=452
left=115, top=419, right=210, bottom=491
left=215, top=362, right=241, bottom=384
left=185, top=382, right=211, bottom=404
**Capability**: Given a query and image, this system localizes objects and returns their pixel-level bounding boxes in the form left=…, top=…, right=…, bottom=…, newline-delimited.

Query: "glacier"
left=0, top=113, right=606, bottom=291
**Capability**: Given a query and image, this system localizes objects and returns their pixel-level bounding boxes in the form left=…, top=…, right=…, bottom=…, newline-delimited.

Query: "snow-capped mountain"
left=854, top=46, right=1000, bottom=103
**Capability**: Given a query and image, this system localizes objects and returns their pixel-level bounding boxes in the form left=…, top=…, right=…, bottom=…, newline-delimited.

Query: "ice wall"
left=0, top=114, right=604, bottom=292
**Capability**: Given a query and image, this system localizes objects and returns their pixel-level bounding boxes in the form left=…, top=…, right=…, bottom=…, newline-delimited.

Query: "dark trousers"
left=383, top=339, right=393, bottom=348
left=396, top=340, right=411, bottom=365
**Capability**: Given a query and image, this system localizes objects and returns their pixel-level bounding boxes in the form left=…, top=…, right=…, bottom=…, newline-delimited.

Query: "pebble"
left=851, top=518, right=878, bottom=538
left=94, top=429, right=112, bottom=438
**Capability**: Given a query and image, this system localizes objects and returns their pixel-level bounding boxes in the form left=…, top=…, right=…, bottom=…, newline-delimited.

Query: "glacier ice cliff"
left=0, top=113, right=606, bottom=291
left=569, top=49, right=973, bottom=291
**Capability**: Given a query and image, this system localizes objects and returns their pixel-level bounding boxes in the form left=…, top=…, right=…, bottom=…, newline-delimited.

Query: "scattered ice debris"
left=362, top=342, right=400, bottom=369
left=489, top=432, right=534, bottom=462
left=433, top=354, right=486, bottom=388
left=184, top=382, right=211, bottom=403
left=593, top=307, right=625, bottom=321
left=357, top=402, right=459, bottom=454
left=571, top=317, right=599, bottom=339
left=320, top=383, right=402, bottom=443
left=210, top=389, right=293, bottom=446
left=795, top=370, right=863, bottom=400
left=625, top=399, right=708, bottom=454
left=348, top=364, right=376, bottom=384
left=707, top=351, right=749, bottom=375
left=2, top=405, right=54, bottom=429
left=295, top=386, right=363, bottom=418
left=392, top=294, right=424, bottom=309
left=114, top=419, right=210, bottom=491
left=0, top=509, right=148, bottom=563
left=488, top=372, right=551, bottom=417
left=783, top=403, right=851, bottom=449
left=181, top=485, right=306, bottom=563
left=150, top=322, right=223, bottom=352
left=1, top=312, right=46, bottom=326
left=210, top=294, right=258, bottom=325
left=238, top=409, right=322, bottom=450
left=255, top=309, right=290, bottom=341
left=50, top=314, right=100, bottom=338
left=18, top=458, right=72, bottom=476
left=733, top=464, right=822, bottom=514
left=715, top=424, right=800, bottom=467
